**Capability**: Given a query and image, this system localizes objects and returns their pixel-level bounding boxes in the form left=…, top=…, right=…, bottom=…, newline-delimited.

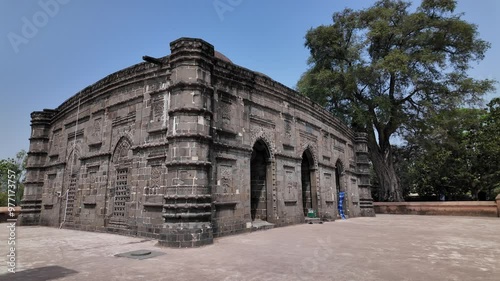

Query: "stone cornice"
left=274, top=153, right=302, bottom=161
left=166, top=133, right=212, bottom=141
left=165, top=161, right=212, bottom=167
left=44, top=161, right=67, bottom=169
left=131, top=142, right=168, bottom=151
left=168, top=107, right=213, bottom=116
left=79, top=152, right=112, bottom=161
left=213, top=142, right=253, bottom=153
left=50, top=57, right=170, bottom=124
left=28, top=137, right=49, bottom=141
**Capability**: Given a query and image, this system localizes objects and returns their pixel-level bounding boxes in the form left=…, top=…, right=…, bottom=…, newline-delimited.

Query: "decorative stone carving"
left=152, top=96, right=164, bottom=121
left=284, top=120, right=292, bottom=139
left=87, top=166, right=99, bottom=190
left=113, top=138, right=131, bottom=163
left=284, top=168, right=297, bottom=201
left=52, top=132, right=61, bottom=151
left=91, top=118, right=102, bottom=138
left=249, top=128, right=275, bottom=159
left=151, top=166, right=162, bottom=188
left=299, top=144, right=318, bottom=169
left=220, top=101, right=231, bottom=121
left=219, top=165, right=232, bottom=193
left=112, top=168, right=129, bottom=219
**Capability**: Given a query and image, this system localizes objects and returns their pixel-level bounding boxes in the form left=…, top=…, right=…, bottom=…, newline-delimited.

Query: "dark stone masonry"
left=20, top=38, right=374, bottom=247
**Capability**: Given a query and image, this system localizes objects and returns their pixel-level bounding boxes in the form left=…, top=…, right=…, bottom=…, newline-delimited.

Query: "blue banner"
left=338, top=192, right=346, bottom=220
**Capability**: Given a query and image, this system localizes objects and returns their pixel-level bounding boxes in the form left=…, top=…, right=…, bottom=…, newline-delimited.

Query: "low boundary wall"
left=0, top=207, right=21, bottom=223
left=374, top=196, right=500, bottom=217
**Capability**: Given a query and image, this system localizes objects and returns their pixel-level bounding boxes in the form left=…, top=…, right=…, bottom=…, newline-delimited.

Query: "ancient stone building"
left=20, top=38, right=374, bottom=247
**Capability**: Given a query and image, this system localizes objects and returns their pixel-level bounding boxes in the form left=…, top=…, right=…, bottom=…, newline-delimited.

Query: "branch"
left=389, top=73, right=396, bottom=101
left=368, top=105, right=382, bottom=140
left=398, top=86, right=422, bottom=105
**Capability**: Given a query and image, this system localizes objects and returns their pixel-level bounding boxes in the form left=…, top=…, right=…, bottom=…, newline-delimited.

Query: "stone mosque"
left=20, top=38, right=374, bottom=247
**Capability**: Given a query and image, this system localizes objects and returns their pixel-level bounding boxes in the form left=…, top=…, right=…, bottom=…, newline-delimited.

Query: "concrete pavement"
left=1, top=215, right=499, bottom=281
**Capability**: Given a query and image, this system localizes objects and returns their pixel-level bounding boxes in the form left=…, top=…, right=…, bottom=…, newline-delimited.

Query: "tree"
left=403, top=108, right=485, bottom=200
left=0, top=150, right=27, bottom=206
left=397, top=100, right=500, bottom=200
left=472, top=98, right=500, bottom=198
left=297, top=0, right=495, bottom=201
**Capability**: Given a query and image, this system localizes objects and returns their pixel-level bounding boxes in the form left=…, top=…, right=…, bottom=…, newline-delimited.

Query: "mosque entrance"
left=301, top=149, right=317, bottom=217
left=250, top=140, right=270, bottom=221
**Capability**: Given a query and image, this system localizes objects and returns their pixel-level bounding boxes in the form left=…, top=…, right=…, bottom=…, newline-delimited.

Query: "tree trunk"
left=367, top=135, right=404, bottom=202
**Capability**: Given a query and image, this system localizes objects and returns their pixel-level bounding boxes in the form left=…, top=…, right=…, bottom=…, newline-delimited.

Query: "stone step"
left=251, top=220, right=275, bottom=232
left=305, top=217, right=324, bottom=224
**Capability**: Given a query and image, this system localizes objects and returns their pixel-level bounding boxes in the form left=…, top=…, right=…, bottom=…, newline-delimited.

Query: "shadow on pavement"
left=0, top=265, right=78, bottom=281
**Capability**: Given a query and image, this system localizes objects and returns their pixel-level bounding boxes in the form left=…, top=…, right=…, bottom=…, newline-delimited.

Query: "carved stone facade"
left=20, top=38, right=374, bottom=247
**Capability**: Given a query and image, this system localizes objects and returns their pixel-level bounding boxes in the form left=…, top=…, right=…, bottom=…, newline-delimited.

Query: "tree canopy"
left=297, top=0, right=496, bottom=201
left=0, top=150, right=27, bottom=206
left=396, top=98, right=500, bottom=200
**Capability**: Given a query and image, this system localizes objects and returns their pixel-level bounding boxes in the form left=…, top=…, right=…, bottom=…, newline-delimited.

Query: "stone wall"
left=374, top=200, right=500, bottom=217
left=19, top=38, right=374, bottom=247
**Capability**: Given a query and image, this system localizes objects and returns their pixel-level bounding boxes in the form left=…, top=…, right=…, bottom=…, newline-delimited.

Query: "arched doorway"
left=109, top=137, right=132, bottom=227
left=250, top=140, right=270, bottom=221
left=301, top=149, right=318, bottom=217
left=335, top=162, right=343, bottom=195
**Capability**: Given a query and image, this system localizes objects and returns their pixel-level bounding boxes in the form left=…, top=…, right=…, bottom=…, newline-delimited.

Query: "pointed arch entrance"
left=335, top=160, right=345, bottom=195
left=301, top=149, right=318, bottom=216
left=109, top=136, right=133, bottom=227
left=250, top=139, right=271, bottom=222
left=335, top=160, right=346, bottom=216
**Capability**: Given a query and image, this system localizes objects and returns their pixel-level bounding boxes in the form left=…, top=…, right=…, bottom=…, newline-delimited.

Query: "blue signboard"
left=338, top=192, right=346, bottom=220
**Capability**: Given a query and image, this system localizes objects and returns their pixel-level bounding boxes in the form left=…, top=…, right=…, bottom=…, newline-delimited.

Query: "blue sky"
left=1, top=0, right=499, bottom=160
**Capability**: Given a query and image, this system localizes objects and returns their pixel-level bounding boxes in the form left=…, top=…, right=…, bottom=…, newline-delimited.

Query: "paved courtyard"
left=1, top=215, right=499, bottom=281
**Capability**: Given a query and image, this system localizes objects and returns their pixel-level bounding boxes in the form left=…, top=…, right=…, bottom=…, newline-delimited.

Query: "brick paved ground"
left=1, top=215, right=499, bottom=281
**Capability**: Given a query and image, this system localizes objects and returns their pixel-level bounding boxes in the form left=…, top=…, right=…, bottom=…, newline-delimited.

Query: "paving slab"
left=1, top=215, right=499, bottom=281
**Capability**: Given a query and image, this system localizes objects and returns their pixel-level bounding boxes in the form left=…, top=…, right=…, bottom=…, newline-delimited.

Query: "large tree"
left=297, top=0, right=495, bottom=201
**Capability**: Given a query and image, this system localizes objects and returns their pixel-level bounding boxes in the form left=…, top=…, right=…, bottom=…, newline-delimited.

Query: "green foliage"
left=493, top=187, right=500, bottom=199
left=0, top=192, right=7, bottom=207
left=398, top=101, right=500, bottom=200
left=472, top=98, right=500, bottom=198
left=297, top=0, right=496, bottom=201
left=0, top=150, right=27, bottom=206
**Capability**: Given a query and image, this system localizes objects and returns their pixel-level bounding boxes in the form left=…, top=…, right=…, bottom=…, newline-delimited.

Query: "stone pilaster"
left=19, top=109, right=57, bottom=225
left=158, top=38, right=215, bottom=247
left=355, top=132, right=375, bottom=217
